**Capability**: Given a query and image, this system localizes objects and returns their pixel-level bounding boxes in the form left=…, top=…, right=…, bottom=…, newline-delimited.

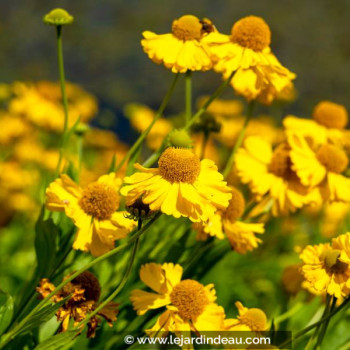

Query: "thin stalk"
left=115, top=74, right=179, bottom=173
left=200, top=131, right=209, bottom=159
left=278, top=297, right=350, bottom=349
left=185, top=70, right=192, bottom=123
left=184, top=71, right=234, bottom=130
left=222, top=101, right=254, bottom=178
left=78, top=236, right=140, bottom=327
left=315, top=296, right=337, bottom=349
left=55, top=25, right=70, bottom=177
left=77, top=134, right=83, bottom=178
left=0, top=213, right=161, bottom=349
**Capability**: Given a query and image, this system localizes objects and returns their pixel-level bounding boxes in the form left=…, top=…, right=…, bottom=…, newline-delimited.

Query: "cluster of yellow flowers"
left=38, top=14, right=350, bottom=341
left=142, top=15, right=295, bottom=104
left=3, top=9, right=349, bottom=348
left=131, top=262, right=267, bottom=334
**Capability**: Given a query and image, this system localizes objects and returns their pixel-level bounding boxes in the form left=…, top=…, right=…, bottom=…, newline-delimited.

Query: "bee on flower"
left=193, top=187, right=265, bottom=254
left=37, top=271, right=118, bottom=338
left=130, top=263, right=225, bottom=334
left=121, top=147, right=232, bottom=222
left=141, top=14, right=217, bottom=73
left=203, top=16, right=296, bottom=104
left=46, top=173, right=136, bottom=256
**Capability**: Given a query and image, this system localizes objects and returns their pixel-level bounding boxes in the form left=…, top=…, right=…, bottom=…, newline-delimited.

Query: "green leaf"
left=35, top=210, right=59, bottom=277
left=108, top=153, right=117, bottom=172
left=0, top=290, right=14, bottom=335
left=16, top=297, right=69, bottom=337
left=34, top=330, right=77, bottom=350
left=65, top=161, right=79, bottom=182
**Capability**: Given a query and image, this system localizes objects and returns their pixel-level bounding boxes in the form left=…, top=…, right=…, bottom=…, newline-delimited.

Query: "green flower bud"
left=74, top=123, right=90, bottom=136
left=43, top=8, right=74, bottom=26
left=168, top=129, right=193, bottom=148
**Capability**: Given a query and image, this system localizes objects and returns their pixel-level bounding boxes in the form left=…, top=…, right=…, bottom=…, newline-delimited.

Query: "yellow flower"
left=37, top=271, right=118, bottom=338
left=224, top=301, right=268, bottom=332
left=321, top=202, right=350, bottom=238
left=124, top=103, right=172, bottom=150
left=0, top=113, right=30, bottom=146
left=284, top=101, right=348, bottom=146
left=300, top=232, right=350, bottom=299
left=121, top=147, right=232, bottom=222
left=9, top=81, right=97, bottom=132
left=215, top=115, right=282, bottom=148
left=46, top=173, right=136, bottom=256
left=288, top=133, right=350, bottom=202
left=130, top=263, right=225, bottom=333
left=236, top=136, right=319, bottom=216
left=141, top=15, right=217, bottom=73
left=204, top=16, right=295, bottom=103
left=197, top=96, right=244, bottom=118
left=193, top=187, right=264, bottom=254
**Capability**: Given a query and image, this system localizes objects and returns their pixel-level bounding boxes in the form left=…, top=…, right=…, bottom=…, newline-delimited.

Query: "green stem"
left=77, top=134, right=83, bottom=178
left=115, top=74, right=179, bottom=173
left=222, top=101, right=254, bottom=178
left=55, top=25, right=70, bottom=177
left=200, top=131, right=210, bottom=159
left=315, top=296, right=337, bottom=349
left=0, top=213, right=161, bottom=349
left=185, top=70, right=192, bottom=123
left=278, top=297, right=350, bottom=349
left=78, top=236, right=140, bottom=327
left=184, top=71, right=234, bottom=131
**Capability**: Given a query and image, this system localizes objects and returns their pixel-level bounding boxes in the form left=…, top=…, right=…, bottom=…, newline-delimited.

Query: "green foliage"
left=35, top=210, right=59, bottom=278
left=34, top=330, right=78, bottom=350
left=0, top=290, right=13, bottom=336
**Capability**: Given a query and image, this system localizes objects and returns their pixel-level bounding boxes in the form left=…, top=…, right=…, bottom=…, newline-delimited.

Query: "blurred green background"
left=0, top=0, right=349, bottom=118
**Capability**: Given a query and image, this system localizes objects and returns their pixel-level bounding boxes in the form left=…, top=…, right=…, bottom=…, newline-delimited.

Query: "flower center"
left=224, top=187, right=245, bottom=221
left=231, top=16, right=271, bottom=51
left=239, top=308, right=267, bottom=331
left=268, top=144, right=292, bottom=178
left=322, top=249, right=348, bottom=274
left=72, top=271, right=101, bottom=302
left=158, top=147, right=201, bottom=183
left=172, top=15, right=203, bottom=41
left=79, top=182, right=119, bottom=220
left=170, top=279, right=209, bottom=320
left=313, top=101, right=348, bottom=129
left=316, top=144, right=349, bottom=173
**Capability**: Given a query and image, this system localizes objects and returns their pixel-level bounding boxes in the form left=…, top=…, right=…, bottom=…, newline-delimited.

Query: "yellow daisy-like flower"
left=204, top=16, right=295, bottom=103
left=193, top=187, right=264, bottom=254
left=236, top=136, right=319, bottom=216
left=283, top=101, right=348, bottom=146
left=224, top=301, right=268, bottom=332
left=46, top=173, right=136, bottom=256
left=141, top=15, right=217, bottom=73
left=121, top=147, right=232, bottom=222
left=130, top=263, right=225, bottom=334
left=288, top=133, right=350, bottom=202
left=300, top=232, right=350, bottom=299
